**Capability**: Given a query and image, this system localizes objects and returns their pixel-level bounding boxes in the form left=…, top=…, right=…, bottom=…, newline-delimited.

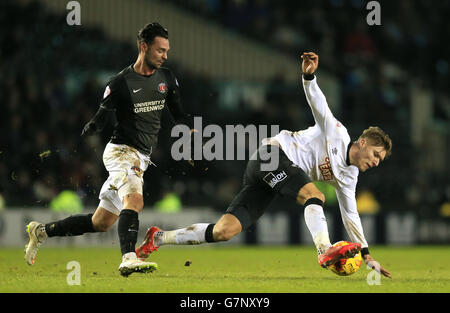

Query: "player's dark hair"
left=137, top=22, right=168, bottom=50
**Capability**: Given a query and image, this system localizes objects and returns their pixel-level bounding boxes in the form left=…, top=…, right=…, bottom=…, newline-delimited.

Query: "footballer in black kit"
left=82, top=64, right=189, bottom=155
left=24, top=22, right=193, bottom=277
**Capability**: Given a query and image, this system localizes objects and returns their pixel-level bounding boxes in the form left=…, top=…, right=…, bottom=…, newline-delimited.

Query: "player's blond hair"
left=358, top=126, right=392, bottom=157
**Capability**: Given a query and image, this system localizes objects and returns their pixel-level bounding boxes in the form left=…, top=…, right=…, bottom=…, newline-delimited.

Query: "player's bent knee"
left=213, top=225, right=239, bottom=242
left=93, top=221, right=111, bottom=232
left=92, top=215, right=114, bottom=232
left=212, top=214, right=242, bottom=241
left=92, top=207, right=118, bottom=232
left=307, top=192, right=325, bottom=204
left=119, top=172, right=144, bottom=212
left=299, top=193, right=325, bottom=206
left=296, top=183, right=326, bottom=206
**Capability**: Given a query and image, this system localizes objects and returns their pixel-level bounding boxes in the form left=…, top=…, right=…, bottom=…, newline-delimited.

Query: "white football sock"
left=304, top=204, right=331, bottom=255
left=157, top=223, right=210, bottom=245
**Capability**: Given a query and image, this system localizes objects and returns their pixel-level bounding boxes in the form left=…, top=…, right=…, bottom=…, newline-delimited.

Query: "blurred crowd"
left=177, top=0, right=449, bottom=98
left=0, top=0, right=448, bottom=217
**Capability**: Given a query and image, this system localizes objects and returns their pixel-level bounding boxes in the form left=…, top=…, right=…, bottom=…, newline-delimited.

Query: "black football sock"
left=205, top=223, right=216, bottom=242
left=118, top=209, right=139, bottom=256
left=45, top=214, right=95, bottom=237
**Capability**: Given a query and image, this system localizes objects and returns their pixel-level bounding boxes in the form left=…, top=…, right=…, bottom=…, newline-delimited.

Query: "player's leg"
left=24, top=206, right=116, bottom=266
left=97, top=179, right=158, bottom=276
left=118, top=191, right=143, bottom=257
left=155, top=184, right=266, bottom=246
left=136, top=180, right=275, bottom=259
left=297, top=182, right=361, bottom=267
left=142, top=223, right=216, bottom=251
left=296, top=182, right=331, bottom=255
left=146, top=213, right=241, bottom=248
left=116, top=179, right=158, bottom=276
left=43, top=203, right=118, bottom=237
left=100, top=143, right=146, bottom=260
left=97, top=142, right=157, bottom=275
left=117, top=192, right=157, bottom=276
left=113, top=191, right=158, bottom=276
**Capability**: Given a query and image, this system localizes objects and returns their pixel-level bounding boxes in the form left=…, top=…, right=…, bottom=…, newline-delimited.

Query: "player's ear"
left=139, top=41, right=147, bottom=54
left=361, top=138, right=368, bottom=148
left=358, top=138, right=366, bottom=148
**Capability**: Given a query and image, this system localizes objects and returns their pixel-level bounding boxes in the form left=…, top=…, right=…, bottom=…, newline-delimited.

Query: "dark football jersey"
left=97, top=65, right=189, bottom=155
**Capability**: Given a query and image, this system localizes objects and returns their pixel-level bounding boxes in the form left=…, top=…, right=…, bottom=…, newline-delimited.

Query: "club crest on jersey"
left=103, top=85, right=111, bottom=99
left=263, top=170, right=288, bottom=188
left=158, top=82, right=167, bottom=94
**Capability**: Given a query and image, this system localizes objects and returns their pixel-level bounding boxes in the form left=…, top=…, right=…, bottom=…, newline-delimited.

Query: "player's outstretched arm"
left=300, top=52, right=336, bottom=134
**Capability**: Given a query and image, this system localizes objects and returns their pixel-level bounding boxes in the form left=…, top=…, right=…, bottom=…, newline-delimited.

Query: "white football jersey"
left=264, top=76, right=368, bottom=248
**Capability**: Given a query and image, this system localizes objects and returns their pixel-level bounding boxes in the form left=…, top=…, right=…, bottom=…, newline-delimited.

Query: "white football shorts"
left=98, top=142, right=151, bottom=216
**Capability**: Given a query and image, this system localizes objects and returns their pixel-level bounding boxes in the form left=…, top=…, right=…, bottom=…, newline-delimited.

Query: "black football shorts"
left=225, top=144, right=312, bottom=230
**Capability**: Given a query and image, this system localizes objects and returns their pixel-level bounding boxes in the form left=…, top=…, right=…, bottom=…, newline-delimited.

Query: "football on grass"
left=328, top=241, right=363, bottom=276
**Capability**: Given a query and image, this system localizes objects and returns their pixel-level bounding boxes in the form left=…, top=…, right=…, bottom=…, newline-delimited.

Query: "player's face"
left=144, top=36, right=170, bottom=69
left=355, top=139, right=386, bottom=172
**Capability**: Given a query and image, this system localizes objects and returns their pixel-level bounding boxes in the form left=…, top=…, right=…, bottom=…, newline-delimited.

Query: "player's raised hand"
left=301, top=52, right=319, bottom=75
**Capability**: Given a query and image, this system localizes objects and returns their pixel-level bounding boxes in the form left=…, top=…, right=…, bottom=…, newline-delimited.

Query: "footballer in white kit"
left=135, top=52, right=392, bottom=278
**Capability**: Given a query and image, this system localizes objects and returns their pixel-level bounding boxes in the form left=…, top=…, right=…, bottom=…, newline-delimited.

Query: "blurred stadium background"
left=0, top=0, right=448, bottom=247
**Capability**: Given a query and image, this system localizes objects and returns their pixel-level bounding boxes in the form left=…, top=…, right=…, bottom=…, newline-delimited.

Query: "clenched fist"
left=301, top=52, right=319, bottom=75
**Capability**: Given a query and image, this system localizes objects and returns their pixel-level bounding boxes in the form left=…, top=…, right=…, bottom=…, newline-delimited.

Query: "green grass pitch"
left=1, top=245, right=449, bottom=293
